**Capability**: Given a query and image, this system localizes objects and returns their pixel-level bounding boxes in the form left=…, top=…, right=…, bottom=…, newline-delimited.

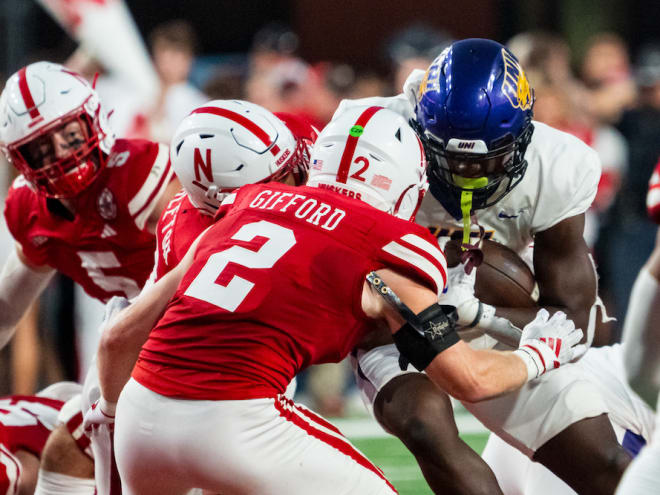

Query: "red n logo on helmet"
left=193, top=148, right=213, bottom=182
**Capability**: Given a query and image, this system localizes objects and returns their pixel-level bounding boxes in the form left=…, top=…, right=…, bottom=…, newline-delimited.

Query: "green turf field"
left=350, top=432, right=489, bottom=495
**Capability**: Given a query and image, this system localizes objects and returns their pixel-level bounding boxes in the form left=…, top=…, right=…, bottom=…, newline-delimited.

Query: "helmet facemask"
left=5, top=97, right=108, bottom=198
left=415, top=119, right=533, bottom=212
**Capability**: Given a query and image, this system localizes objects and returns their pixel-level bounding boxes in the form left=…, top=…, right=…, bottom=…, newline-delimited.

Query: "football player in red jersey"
left=0, top=382, right=81, bottom=495
left=97, top=107, right=584, bottom=495
left=83, top=99, right=316, bottom=494
left=0, top=62, right=181, bottom=495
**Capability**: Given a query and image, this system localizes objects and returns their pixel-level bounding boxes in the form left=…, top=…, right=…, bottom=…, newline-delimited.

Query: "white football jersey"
left=333, top=70, right=602, bottom=255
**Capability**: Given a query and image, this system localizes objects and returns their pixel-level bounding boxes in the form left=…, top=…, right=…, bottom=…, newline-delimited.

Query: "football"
left=444, top=238, right=537, bottom=308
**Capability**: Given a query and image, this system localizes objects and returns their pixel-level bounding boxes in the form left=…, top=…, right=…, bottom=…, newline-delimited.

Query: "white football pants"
left=114, top=379, right=396, bottom=495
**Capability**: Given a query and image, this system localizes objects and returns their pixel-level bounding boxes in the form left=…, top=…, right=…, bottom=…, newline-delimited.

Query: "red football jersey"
left=4, top=139, right=173, bottom=301
left=153, top=190, right=213, bottom=281
left=133, top=183, right=447, bottom=400
left=0, top=395, right=64, bottom=495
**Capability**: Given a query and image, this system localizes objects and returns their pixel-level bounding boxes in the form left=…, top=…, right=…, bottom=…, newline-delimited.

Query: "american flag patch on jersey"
left=370, top=174, right=392, bottom=191
left=312, top=159, right=324, bottom=170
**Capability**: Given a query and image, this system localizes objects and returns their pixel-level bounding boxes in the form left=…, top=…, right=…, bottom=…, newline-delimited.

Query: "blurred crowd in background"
left=1, top=4, right=660, bottom=418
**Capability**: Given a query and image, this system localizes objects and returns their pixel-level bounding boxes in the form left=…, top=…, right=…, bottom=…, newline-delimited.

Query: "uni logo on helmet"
left=501, top=49, right=533, bottom=111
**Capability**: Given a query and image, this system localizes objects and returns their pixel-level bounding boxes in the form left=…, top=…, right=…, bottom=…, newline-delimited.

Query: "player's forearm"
left=622, top=265, right=660, bottom=408
left=97, top=331, right=144, bottom=404
left=425, top=344, right=528, bottom=402
left=97, top=303, right=160, bottom=403
left=97, top=267, right=184, bottom=402
left=0, top=250, right=53, bottom=348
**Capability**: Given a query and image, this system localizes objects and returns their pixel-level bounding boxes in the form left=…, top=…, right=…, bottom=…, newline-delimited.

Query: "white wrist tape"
left=513, top=347, right=542, bottom=381
left=99, top=397, right=117, bottom=417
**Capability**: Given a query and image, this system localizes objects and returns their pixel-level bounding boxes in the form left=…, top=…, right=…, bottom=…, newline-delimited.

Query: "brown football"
left=444, top=238, right=537, bottom=308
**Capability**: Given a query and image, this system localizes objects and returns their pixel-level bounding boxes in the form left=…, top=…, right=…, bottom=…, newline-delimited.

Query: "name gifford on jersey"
left=248, top=189, right=346, bottom=231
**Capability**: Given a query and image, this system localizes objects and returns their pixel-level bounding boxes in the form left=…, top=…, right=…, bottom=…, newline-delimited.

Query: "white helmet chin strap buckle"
left=204, top=184, right=224, bottom=207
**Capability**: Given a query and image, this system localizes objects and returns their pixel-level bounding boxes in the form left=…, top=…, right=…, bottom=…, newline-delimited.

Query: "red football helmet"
left=0, top=62, right=114, bottom=198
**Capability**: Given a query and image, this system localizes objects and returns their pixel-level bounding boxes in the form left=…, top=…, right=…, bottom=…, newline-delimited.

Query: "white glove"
left=439, top=264, right=483, bottom=327
left=514, top=309, right=586, bottom=381
left=101, top=296, right=131, bottom=329
left=83, top=397, right=116, bottom=433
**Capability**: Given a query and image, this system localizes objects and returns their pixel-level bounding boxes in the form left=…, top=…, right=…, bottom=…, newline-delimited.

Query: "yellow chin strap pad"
left=452, top=176, right=488, bottom=248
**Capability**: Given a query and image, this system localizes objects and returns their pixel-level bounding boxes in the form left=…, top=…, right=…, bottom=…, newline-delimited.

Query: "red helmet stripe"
left=415, top=135, right=426, bottom=169
left=336, top=106, right=382, bottom=183
left=17, top=67, right=41, bottom=120
left=191, top=106, right=279, bottom=156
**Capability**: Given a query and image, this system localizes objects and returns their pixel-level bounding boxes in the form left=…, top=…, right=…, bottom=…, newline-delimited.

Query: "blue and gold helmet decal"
left=418, top=47, right=449, bottom=99
left=501, top=48, right=533, bottom=111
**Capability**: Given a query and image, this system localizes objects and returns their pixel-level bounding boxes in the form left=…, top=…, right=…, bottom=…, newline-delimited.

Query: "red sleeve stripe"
left=382, top=237, right=447, bottom=295
left=191, top=106, right=280, bottom=156
left=273, top=396, right=396, bottom=492
left=17, top=67, right=41, bottom=120
left=64, top=410, right=92, bottom=458
left=398, top=233, right=447, bottom=285
left=336, top=106, right=383, bottom=184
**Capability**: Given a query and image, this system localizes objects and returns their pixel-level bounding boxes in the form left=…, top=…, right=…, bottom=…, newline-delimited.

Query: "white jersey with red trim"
left=4, top=138, right=173, bottom=301
left=334, top=70, right=601, bottom=255
left=133, top=183, right=447, bottom=400
left=0, top=395, right=65, bottom=495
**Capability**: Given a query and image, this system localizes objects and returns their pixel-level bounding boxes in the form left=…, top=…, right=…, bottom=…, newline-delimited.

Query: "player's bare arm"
left=622, top=227, right=660, bottom=407
left=96, top=227, right=207, bottom=405
left=367, top=268, right=584, bottom=402
left=494, top=213, right=596, bottom=340
left=0, top=244, right=54, bottom=348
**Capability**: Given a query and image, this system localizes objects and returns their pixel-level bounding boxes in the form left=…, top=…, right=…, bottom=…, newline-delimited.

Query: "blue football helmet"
left=413, top=38, right=534, bottom=216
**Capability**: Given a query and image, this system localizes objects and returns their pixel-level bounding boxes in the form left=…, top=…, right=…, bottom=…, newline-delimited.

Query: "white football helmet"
left=0, top=61, right=114, bottom=198
left=307, top=106, right=428, bottom=220
left=171, top=100, right=313, bottom=215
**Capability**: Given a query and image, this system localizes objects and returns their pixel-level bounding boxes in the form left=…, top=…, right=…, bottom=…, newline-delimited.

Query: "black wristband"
left=392, top=303, right=460, bottom=371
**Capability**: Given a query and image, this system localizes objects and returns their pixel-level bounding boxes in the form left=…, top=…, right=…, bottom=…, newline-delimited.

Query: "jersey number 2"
left=185, top=220, right=296, bottom=312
